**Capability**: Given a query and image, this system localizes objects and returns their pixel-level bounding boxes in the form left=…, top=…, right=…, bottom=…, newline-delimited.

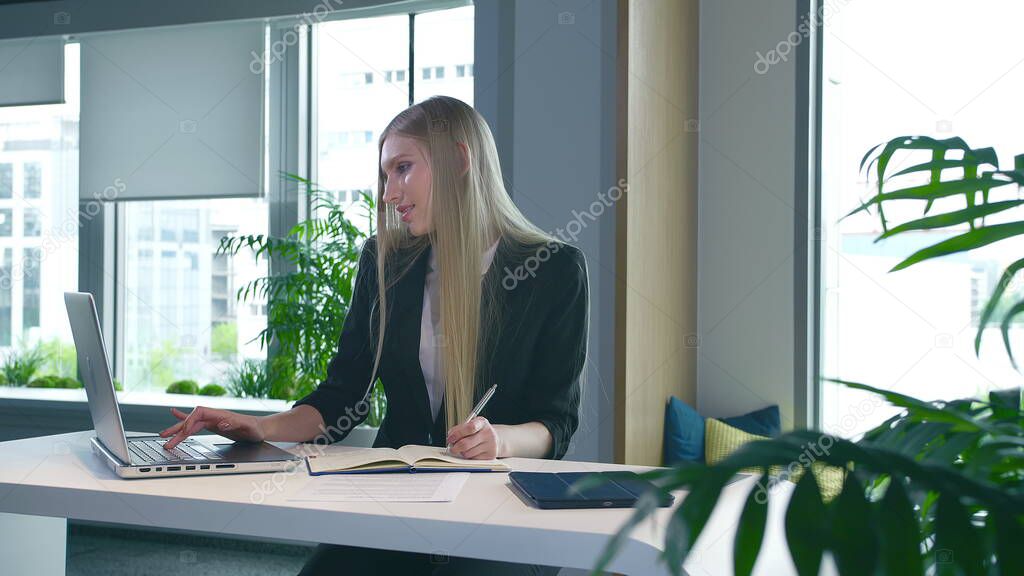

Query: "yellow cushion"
left=704, top=418, right=845, bottom=502
left=705, top=417, right=766, bottom=465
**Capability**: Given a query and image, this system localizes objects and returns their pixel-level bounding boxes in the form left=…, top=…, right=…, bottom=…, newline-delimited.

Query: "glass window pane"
left=122, top=197, right=267, bottom=392
left=820, top=1, right=1024, bottom=436
left=23, top=162, right=41, bottom=199
left=0, top=210, right=11, bottom=237
left=0, top=43, right=79, bottom=361
left=0, top=164, right=11, bottom=199
left=413, top=6, right=474, bottom=105
left=23, top=209, right=41, bottom=237
left=0, top=249, right=10, bottom=346
left=316, top=13, right=409, bottom=230
left=23, top=247, right=40, bottom=330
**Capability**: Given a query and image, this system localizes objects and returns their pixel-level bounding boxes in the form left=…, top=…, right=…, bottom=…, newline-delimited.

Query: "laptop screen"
left=64, top=292, right=132, bottom=464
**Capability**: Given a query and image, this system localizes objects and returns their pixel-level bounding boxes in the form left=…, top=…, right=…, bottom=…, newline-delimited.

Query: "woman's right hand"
left=159, top=406, right=265, bottom=450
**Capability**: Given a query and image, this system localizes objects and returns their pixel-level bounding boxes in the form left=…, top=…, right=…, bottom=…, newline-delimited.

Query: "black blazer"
left=294, top=234, right=589, bottom=460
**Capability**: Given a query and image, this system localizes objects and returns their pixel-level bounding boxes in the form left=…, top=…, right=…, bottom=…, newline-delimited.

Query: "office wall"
left=697, top=0, right=804, bottom=428
left=475, top=0, right=620, bottom=463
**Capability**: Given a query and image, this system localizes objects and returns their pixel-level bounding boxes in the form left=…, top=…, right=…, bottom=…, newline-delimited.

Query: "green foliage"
left=592, top=382, right=1024, bottom=576
left=2, top=346, right=46, bottom=386
left=113, top=379, right=123, bottom=391
left=36, top=339, right=77, bottom=378
left=850, top=136, right=1024, bottom=365
left=165, top=379, right=200, bottom=395
left=147, top=340, right=183, bottom=389
left=210, top=322, right=238, bottom=357
left=365, top=379, right=387, bottom=428
left=27, top=375, right=82, bottom=389
left=198, top=383, right=227, bottom=397
left=219, top=174, right=385, bottom=420
left=226, top=359, right=272, bottom=399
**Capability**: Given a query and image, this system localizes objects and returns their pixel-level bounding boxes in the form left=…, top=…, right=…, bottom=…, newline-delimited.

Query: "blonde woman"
left=160, top=96, right=589, bottom=575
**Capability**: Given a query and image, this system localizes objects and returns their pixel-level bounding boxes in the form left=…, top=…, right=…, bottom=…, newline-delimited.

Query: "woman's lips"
left=400, top=205, right=414, bottom=222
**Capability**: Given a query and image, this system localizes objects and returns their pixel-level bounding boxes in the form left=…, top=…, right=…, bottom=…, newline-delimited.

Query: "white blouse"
left=420, top=239, right=500, bottom=422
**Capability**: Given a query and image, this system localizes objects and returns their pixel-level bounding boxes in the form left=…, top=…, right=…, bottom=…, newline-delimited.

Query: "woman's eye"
left=397, top=162, right=410, bottom=174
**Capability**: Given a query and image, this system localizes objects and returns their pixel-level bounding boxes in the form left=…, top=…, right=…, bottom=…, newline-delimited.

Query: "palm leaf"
left=890, top=222, right=1024, bottom=271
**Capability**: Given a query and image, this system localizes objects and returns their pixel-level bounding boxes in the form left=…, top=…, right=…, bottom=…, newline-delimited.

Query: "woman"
left=159, top=95, right=589, bottom=575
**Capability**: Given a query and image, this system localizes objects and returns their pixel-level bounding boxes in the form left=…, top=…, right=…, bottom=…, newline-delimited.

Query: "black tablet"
left=508, top=471, right=675, bottom=509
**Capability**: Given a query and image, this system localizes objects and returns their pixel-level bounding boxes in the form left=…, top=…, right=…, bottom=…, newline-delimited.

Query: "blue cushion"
left=662, top=397, right=781, bottom=466
left=664, top=396, right=705, bottom=465
left=721, top=404, right=781, bottom=438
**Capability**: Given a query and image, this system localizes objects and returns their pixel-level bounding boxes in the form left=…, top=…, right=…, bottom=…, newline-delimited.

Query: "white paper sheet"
left=287, top=472, right=470, bottom=502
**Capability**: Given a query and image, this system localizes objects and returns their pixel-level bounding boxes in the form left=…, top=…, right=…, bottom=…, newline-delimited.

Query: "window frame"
left=798, top=0, right=824, bottom=430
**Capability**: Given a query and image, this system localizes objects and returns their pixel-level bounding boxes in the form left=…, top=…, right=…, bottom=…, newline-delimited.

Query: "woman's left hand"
left=446, top=416, right=503, bottom=459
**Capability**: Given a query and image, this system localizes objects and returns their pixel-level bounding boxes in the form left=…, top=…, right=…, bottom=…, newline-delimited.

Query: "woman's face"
left=381, top=135, right=433, bottom=236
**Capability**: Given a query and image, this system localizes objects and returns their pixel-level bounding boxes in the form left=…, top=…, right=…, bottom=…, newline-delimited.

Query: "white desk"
left=0, top=431, right=799, bottom=575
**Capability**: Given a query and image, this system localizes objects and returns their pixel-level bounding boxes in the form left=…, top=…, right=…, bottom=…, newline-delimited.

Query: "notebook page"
left=397, top=444, right=509, bottom=469
left=306, top=447, right=408, bottom=474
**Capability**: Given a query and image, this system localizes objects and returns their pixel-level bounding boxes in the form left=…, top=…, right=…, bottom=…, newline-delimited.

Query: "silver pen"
left=445, top=383, right=498, bottom=454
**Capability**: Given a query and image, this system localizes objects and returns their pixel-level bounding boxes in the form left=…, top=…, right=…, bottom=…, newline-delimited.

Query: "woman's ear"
left=455, top=142, right=470, bottom=177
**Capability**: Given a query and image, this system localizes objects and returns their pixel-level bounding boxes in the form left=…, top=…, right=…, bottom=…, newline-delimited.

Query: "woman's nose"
left=383, top=179, right=400, bottom=205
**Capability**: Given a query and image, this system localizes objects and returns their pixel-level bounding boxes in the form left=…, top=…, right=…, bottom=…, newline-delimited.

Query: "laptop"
left=65, top=292, right=301, bottom=479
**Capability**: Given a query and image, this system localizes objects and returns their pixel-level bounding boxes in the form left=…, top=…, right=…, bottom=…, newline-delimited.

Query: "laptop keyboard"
left=128, top=439, right=220, bottom=464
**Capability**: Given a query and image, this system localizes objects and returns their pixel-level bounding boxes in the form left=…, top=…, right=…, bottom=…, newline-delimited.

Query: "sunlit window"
left=820, top=0, right=1024, bottom=435
left=0, top=43, right=79, bottom=370
left=122, top=198, right=268, bottom=392
left=316, top=5, right=474, bottom=231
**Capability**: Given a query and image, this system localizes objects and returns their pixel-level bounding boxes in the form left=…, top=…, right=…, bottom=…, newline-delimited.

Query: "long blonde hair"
left=369, top=96, right=554, bottom=427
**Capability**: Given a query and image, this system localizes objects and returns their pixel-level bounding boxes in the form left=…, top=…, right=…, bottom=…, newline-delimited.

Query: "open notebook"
left=305, top=445, right=512, bottom=475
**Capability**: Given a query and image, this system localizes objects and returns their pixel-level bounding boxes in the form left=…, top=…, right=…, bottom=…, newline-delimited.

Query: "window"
left=0, top=248, right=10, bottom=346
left=316, top=13, right=410, bottom=228
left=413, top=6, right=474, bottom=104
left=315, top=5, right=474, bottom=234
left=23, top=162, right=41, bottom=199
left=22, top=248, right=40, bottom=330
left=122, top=197, right=267, bottom=392
left=819, top=1, right=1024, bottom=435
left=0, top=210, right=11, bottom=237
left=159, top=211, right=176, bottom=242
left=0, top=164, right=11, bottom=199
left=23, top=210, right=40, bottom=237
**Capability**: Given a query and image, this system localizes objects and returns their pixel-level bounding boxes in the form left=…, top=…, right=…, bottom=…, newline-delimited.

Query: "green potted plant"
left=594, top=136, right=1024, bottom=575
left=1, top=346, right=46, bottom=387
left=166, top=379, right=200, bottom=395
left=198, top=383, right=227, bottom=397
left=219, top=174, right=386, bottom=424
